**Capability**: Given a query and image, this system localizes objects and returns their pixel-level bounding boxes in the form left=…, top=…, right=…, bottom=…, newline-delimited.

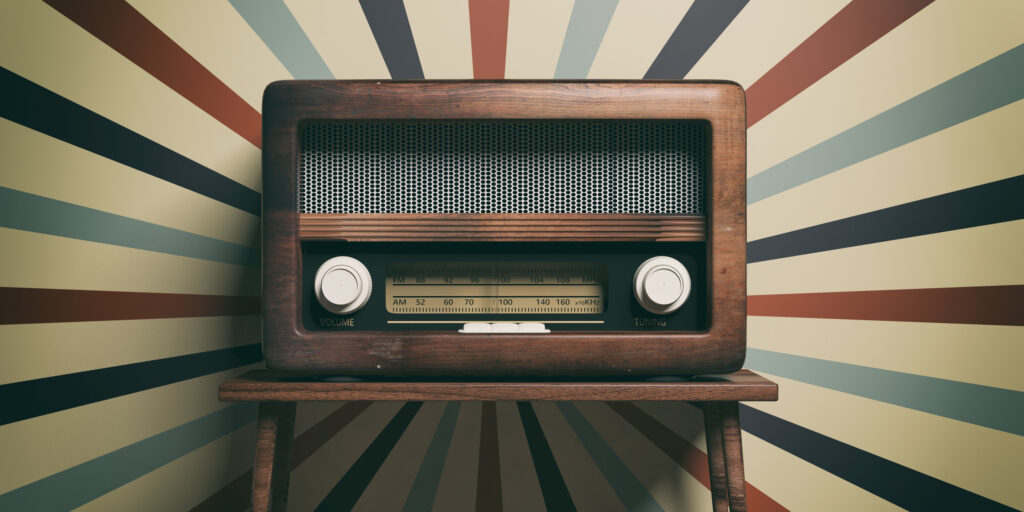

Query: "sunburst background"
left=1, top=0, right=1022, bottom=510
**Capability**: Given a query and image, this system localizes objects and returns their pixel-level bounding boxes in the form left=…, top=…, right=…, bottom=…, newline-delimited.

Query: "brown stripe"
left=747, top=285, right=1024, bottom=325
left=0, top=287, right=259, bottom=324
left=745, top=0, right=933, bottom=127
left=469, top=0, right=510, bottom=79
left=607, top=402, right=788, bottom=512
left=189, top=401, right=372, bottom=512
left=42, top=0, right=262, bottom=147
left=475, top=402, right=502, bottom=511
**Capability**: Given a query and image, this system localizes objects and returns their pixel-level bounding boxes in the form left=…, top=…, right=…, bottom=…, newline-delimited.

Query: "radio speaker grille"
left=299, top=120, right=707, bottom=214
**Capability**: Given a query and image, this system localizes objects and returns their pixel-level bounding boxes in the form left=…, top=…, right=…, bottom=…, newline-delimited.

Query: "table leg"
left=720, top=402, right=747, bottom=512
left=252, top=401, right=297, bottom=512
left=703, top=402, right=730, bottom=512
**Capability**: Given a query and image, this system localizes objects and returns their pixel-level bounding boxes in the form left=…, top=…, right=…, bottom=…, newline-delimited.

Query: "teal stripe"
left=748, top=43, right=1024, bottom=204
left=554, top=0, right=619, bottom=78
left=747, top=348, right=1024, bottom=436
left=401, top=402, right=461, bottom=512
left=0, top=403, right=257, bottom=511
left=556, top=402, right=664, bottom=512
left=0, top=186, right=258, bottom=267
left=229, top=0, right=333, bottom=79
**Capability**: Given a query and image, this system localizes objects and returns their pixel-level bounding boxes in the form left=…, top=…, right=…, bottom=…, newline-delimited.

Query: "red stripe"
left=43, top=0, right=262, bottom=147
left=189, top=402, right=372, bottom=512
left=607, top=402, right=788, bottom=512
left=745, top=0, right=933, bottom=127
left=0, top=287, right=259, bottom=324
left=748, top=285, right=1024, bottom=325
left=469, top=0, right=510, bottom=79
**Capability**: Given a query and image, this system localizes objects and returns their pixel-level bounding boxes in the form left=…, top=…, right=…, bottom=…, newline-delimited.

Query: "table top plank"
left=219, top=370, right=777, bottom=402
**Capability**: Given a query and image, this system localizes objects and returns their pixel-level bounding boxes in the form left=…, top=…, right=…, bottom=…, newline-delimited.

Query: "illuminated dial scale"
left=314, top=257, right=691, bottom=318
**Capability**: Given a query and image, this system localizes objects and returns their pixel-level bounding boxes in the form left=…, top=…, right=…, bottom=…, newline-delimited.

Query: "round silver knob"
left=633, top=256, right=691, bottom=314
left=314, top=256, right=371, bottom=314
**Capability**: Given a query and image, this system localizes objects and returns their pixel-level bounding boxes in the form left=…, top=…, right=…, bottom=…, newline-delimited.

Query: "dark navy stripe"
left=749, top=175, right=1024, bottom=264
left=315, top=401, right=424, bottom=511
left=402, top=402, right=461, bottom=512
left=748, top=174, right=1024, bottom=263
left=0, top=67, right=260, bottom=216
left=517, top=402, right=576, bottom=512
left=644, top=0, right=748, bottom=79
left=740, top=405, right=1016, bottom=512
left=0, top=344, right=261, bottom=426
left=358, top=0, right=424, bottom=79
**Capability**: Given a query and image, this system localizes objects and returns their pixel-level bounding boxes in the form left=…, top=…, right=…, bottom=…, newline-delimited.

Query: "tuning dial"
left=315, top=256, right=372, bottom=314
left=633, top=256, right=691, bottom=314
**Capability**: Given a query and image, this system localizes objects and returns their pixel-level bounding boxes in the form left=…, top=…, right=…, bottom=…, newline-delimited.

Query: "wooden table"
left=220, top=370, right=777, bottom=512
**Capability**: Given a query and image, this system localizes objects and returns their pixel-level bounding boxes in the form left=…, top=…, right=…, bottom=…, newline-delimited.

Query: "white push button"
left=314, top=256, right=372, bottom=314
left=460, top=322, right=492, bottom=333
left=490, top=322, right=519, bottom=333
left=633, top=256, right=691, bottom=314
left=518, top=322, right=550, bottom=333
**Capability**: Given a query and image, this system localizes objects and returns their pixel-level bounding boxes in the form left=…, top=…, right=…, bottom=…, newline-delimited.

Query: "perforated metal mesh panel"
left=299, top=120, right=707, bottom=214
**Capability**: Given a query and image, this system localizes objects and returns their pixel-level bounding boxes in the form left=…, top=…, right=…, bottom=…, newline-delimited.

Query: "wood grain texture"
left=263, top=81, right=746, bottom=376
left=219, top=370, right=777, bottom=402
left=299, top=214, right=707, bottom=241
left=703, top=402, right=730, bottom=512
left=251, top=401, right=296, bottom=512
left=720, top=401, right=748, bottom=511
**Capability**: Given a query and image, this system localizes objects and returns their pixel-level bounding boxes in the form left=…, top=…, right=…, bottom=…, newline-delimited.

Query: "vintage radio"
left=262, top=81, right=745, bottom=376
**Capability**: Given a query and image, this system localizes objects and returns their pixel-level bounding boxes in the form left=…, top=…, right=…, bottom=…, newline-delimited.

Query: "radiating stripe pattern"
left=2, top=0, right=1022, bottom=511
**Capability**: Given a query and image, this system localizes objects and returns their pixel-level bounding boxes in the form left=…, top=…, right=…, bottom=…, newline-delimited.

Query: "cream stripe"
left=742, top=429, right=903, bottom=512
left=288, top=402, right=405, bottom=512
left=685, top=0, right=848, bottom=86
left=125, top=0, right=291, bottom=111
left=750, top=99, right=1024, bottom=240
left=0, top=316, right=259, bottom=386
left=0, top=365, right=259, bottom=495
left=495, top=402, right=546, bottom=511
left=404, top=0, right=473, bottom=79
left=575, top=402, right=710, bottom=511
left=748, top=0, right=1024, bottom=177
left=0, top=0, right=261, bottom=191
left=748, top=219, right=1024, bottom=294
left=432, top=401, right=481, bottom=512
left=505, top=0, right=575, bottom=78
left=352, top=402, right=446, bottom=511
left=531, top=402, right=627, bottom=511
left=750, top=317, right=1024, bottom=392
left=0, top=120, right=259, bottom=247
left=285, top=0, right=390, bottom=79
left=74, top=402, right=340, bottom=512
left=751, top=373, right=1024, bottom=509
left=587, top=0, right=692, bottom=79
left=0, top=228, right=259, bottom=296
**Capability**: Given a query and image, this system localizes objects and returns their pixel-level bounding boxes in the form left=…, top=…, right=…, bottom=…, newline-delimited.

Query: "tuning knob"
left=314, top=256, right=372, bottom=314
left=633, top=256, right=691, bottom=314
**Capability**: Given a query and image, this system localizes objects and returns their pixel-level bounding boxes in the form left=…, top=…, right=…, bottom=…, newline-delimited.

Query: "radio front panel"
left=300, top=242, right=706, bottom=332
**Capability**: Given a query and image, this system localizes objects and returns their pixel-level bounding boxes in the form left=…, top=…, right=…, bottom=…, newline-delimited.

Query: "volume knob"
left=633, top=256, right=691, bottom=314
left=315, top=256, right=372, bottom=314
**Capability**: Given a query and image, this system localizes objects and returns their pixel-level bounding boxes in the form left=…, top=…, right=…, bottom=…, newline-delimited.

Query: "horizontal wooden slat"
left=299, top=214, right=706, bottom=241
left=219, top=369, right=776, bottom=402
